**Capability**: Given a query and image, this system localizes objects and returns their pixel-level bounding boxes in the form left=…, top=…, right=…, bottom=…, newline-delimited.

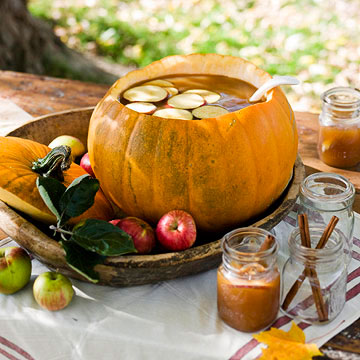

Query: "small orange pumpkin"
left=88, top=54, right=298, bottom=233
left=0, top=136, right=114, bottom=224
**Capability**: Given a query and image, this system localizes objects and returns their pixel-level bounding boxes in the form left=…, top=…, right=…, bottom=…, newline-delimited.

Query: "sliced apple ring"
left=184, top=89, right=221, bottom=104
left=143, top=79, right=174, bottom=87
left=164, top=87, right=179, bottom=96
left=125, top=102, right=157, bottom=114
left=167, top=93, right=205, bottom=109
left=153, top=108, right=193, bottom=120
left=192, top=105, right=229, bottom=119
left=123, top=85, right=168, bottom=102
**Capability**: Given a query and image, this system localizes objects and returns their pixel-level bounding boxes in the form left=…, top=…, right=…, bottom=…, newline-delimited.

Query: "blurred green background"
left=28, top=0, right=360, bottom=112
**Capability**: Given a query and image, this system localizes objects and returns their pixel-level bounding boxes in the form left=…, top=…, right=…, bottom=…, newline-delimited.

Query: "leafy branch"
left=36, top=174, right=136, bottom=283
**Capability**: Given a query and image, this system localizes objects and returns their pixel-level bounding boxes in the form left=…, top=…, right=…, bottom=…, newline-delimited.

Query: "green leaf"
left=59, top=175, right=100, bottom=220
left=61, top=240, right=105, bottom=283
left=36, top=176, right=67, bottom=220
left=71, top=218, right=136, bottom=256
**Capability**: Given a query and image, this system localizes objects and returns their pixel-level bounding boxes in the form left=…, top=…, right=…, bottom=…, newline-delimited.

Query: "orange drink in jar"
left=318, top=87, right=360, bottom=169
left=217, top=228, right=280, bottom=332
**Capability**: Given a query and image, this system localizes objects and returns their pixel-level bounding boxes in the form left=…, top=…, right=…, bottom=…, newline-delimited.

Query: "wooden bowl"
left=0, top=108, right=305, bottom=286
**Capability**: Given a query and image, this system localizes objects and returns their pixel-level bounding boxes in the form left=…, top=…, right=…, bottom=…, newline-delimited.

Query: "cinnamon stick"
left=316, top=216, right=339, bottom=250
left=258, top=234, right=275, bottom=267
left=284, top=214, right=329, bottom=322
left=282, top=216, right=339, bottom=311
left=259, top=234, right=275, bottom=252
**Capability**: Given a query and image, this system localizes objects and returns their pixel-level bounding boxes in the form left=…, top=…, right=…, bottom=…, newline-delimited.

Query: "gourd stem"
left=32, top=145, right=72, bottom=182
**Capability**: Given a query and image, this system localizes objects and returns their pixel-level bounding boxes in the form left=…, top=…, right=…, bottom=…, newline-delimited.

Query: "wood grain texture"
left=0, top=229, right=7, bottom=241
left=0, top=70, right=108, bottom=117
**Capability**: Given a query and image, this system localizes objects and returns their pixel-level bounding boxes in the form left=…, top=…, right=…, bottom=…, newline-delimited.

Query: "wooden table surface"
left=1, top=70, right=360, bottom=359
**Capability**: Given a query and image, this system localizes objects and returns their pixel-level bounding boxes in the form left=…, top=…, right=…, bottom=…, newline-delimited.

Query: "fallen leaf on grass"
left=253, top=321, right=323, bottom=360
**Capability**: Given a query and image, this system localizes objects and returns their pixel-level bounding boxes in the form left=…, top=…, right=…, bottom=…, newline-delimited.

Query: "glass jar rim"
left=321, top=87, right=360, bottom=107
left=221, top=227, right=278, bottom=261
left=300, top=172, right=355, bottom=204
left=288, top=226, right=344, bottom=264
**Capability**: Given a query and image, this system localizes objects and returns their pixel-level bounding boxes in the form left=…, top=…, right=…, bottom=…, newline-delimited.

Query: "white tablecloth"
left=1, top=100, right=360, bottom=359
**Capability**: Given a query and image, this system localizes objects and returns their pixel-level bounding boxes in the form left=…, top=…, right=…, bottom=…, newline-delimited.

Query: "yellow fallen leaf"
left=253, top=321, right=323, bottom=360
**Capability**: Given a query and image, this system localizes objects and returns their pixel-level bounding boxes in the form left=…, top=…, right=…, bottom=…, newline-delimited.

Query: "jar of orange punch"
left=217, top=228, right=280, bottom=332
left=318, top=87, right=360, bottom=168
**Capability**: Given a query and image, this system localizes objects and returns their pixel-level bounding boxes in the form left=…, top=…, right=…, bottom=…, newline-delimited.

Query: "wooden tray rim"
left=1, top=107, right=305, bottom=280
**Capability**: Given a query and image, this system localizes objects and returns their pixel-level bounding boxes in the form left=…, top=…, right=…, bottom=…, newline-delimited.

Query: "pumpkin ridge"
left=153, top=118, right=166, bottom=218
left=262, top=104, right=282, bottom=206
left=123, top=112, right=142, bottom=215
left=275, top=89, right=298, bottom=195
left=234, top=111, right=258, bottom=218
left=271, top=90, right=298, bottom=180
left=263, top=104, right=282, bottom=206
left=184, top=120, right=191, bottom=214
left=278, top=91, right=298, bottom=151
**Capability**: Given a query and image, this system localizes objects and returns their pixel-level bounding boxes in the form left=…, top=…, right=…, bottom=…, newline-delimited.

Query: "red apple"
left=33, top=272, right=74, bottom=311
left=0, top=247, right=32, bottom=294
left=110, top=217, right=156, bottom=254
left=155, top=210, right=197, bottom=251
left=80, top=152, right=95, bottom=177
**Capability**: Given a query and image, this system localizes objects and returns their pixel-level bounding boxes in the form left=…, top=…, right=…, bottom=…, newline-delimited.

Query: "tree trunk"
left=0, top=0, right=117, bottom=84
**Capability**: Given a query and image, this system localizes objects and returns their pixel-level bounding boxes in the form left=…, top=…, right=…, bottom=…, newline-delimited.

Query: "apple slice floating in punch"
left=164, top=87, right=179, bottom=96
left=167, top=93, right=205, bottom=109
left=184, top=89, right=221, bottom=104
left=143, top=79, right=174, bottom=87
left=153, top=108, right=193, bottom=120
left=249, top=75, right=300, bottom=103
left=125, top=102, right=157, bottom=114
left=123, top=85, right=168, bottom=102
left=192, top=105, right=229, bottom=119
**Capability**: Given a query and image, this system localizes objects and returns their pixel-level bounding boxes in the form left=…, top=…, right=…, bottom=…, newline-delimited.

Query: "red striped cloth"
left=231, top=212, right=360, bottom=360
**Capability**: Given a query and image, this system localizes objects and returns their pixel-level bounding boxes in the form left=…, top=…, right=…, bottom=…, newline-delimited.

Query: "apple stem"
left=170, top=221, right=179, bottom=231
left=49, top=225, right=73, bottom=237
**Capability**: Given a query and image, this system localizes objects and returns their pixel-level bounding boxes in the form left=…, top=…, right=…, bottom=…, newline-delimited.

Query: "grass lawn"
left=29, top=0, right=360, bottom=112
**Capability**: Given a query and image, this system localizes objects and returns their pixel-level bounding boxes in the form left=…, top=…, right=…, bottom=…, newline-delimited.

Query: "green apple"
left=48, top=135, right=86, bottom=158
left=0, top=247, right=32, bottom=295
left=33, top=272, right=74, bottom=311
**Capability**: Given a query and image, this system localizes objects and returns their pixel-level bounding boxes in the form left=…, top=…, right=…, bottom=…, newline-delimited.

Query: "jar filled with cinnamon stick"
left=217, top=228, right=280, bottom=332
left=281, top=215, right=347, bottom=324
left=298, top=172, right=355, bottom=265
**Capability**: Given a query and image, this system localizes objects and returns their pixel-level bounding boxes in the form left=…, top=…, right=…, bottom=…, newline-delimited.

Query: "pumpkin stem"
left=31, top=145, right=72, bottom=182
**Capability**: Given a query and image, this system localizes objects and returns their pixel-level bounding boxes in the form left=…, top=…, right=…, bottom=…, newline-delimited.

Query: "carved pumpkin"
left=0, top=136, right=114, bottom=224
left=88, top=54, right=298, bottom=233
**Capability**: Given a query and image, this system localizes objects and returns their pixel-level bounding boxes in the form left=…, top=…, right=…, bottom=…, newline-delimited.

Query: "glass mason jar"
left=298, top=172, right=355, bottom=265
left=318, top=87, right=360, bottom=169
left=281, top=227, right=347, bottom=324
left=217, top=227, right=280, bottom=333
